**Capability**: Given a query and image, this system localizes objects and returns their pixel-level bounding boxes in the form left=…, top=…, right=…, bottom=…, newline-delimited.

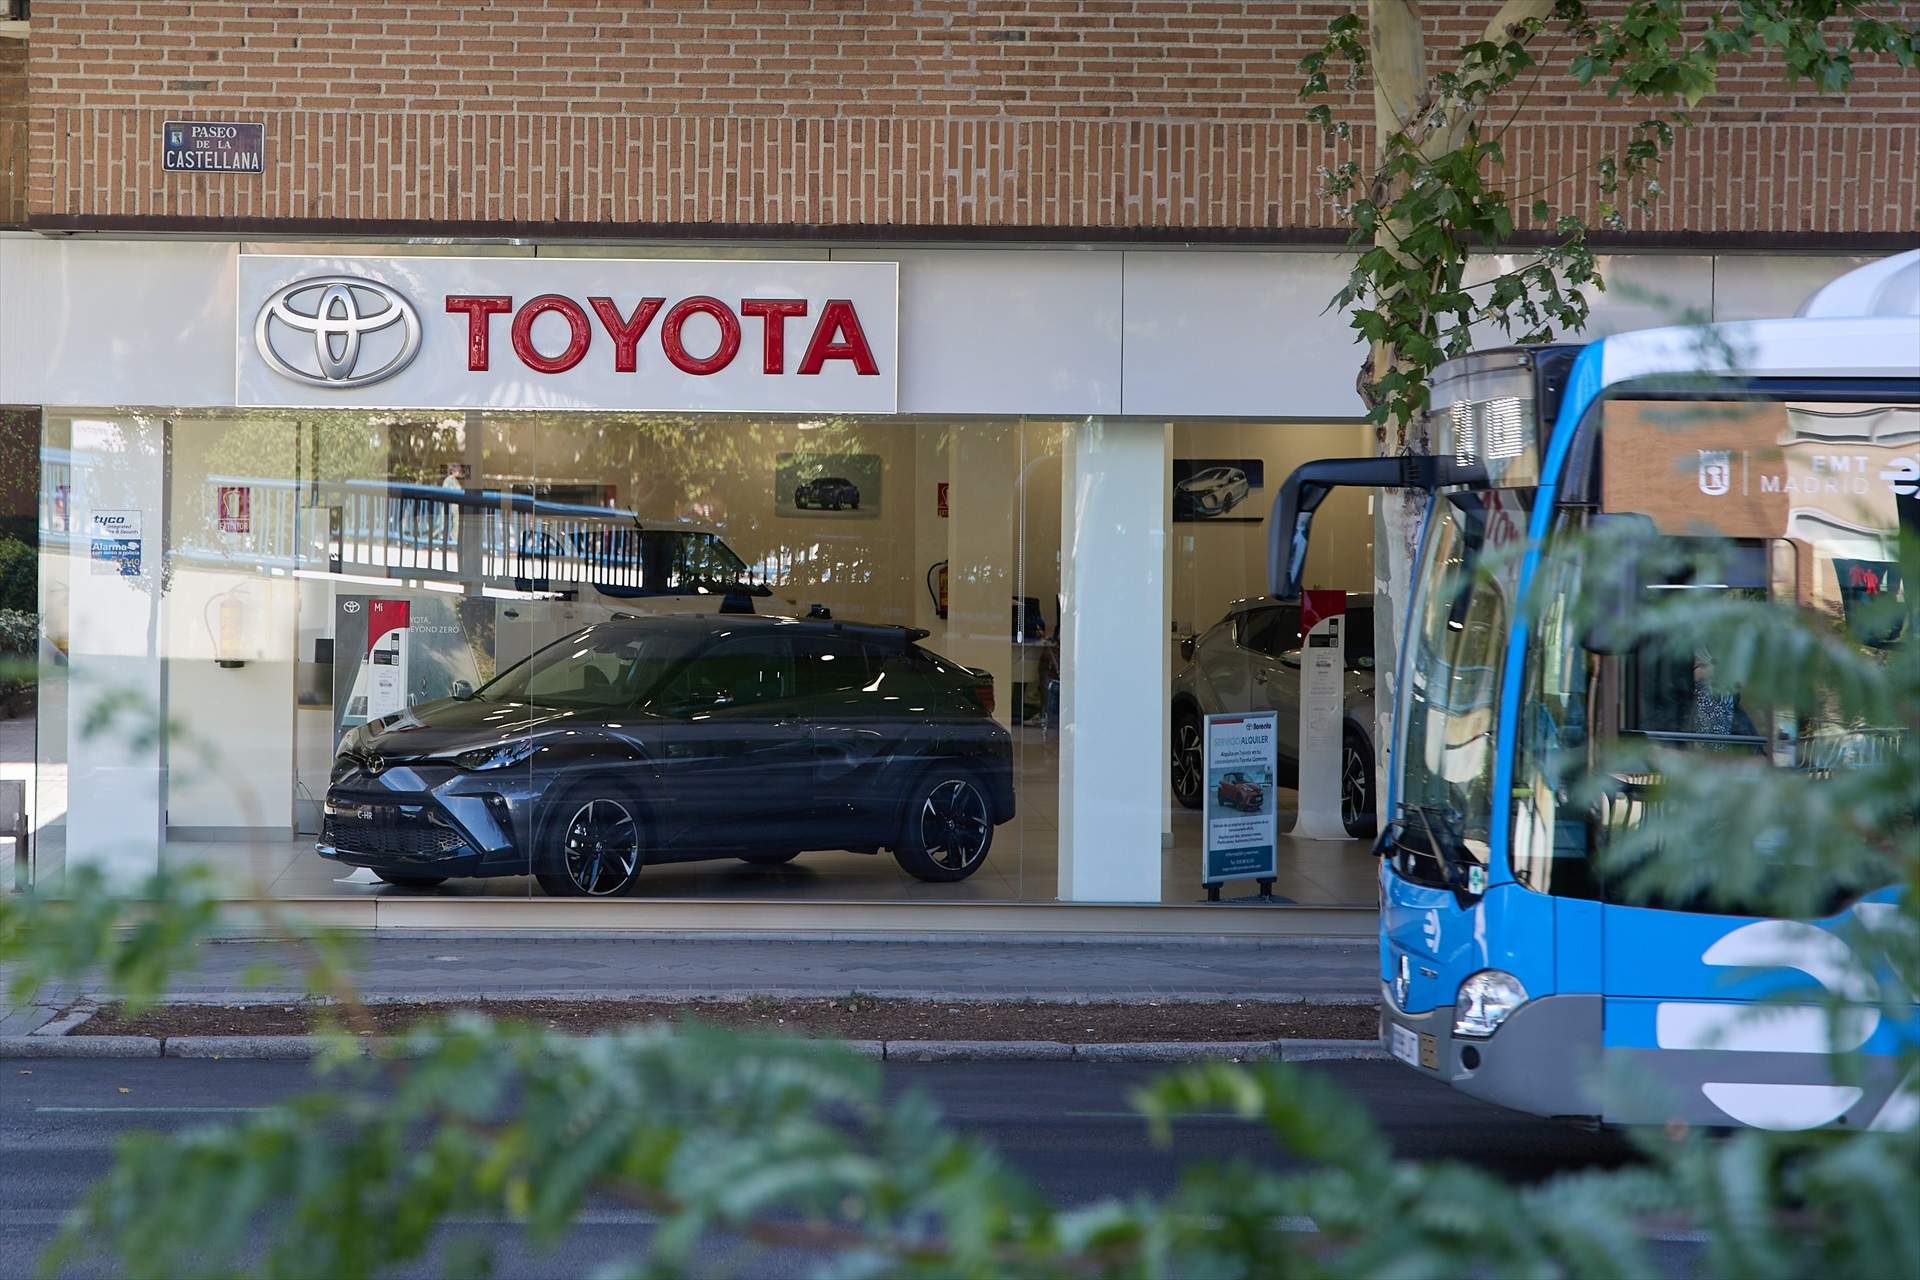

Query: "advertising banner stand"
left=1290, top=590, right=1349, bottom=841
left=1201, top=710, right=1279, bottom=901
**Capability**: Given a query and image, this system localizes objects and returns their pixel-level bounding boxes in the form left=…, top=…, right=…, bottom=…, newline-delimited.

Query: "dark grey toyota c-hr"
left=320, top=614, right=1013, bottom=896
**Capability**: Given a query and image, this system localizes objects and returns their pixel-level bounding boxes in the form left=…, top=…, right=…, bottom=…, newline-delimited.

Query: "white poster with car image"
left=330, top=594, right=485, bottom=742
left=1203, top=711, right=1278, bottom=885
left=1172, top=458, right=1264, bottom=522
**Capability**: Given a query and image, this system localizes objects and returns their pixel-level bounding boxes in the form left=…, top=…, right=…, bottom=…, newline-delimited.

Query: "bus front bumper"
left=1380, top=983, right=1603, bottom=1121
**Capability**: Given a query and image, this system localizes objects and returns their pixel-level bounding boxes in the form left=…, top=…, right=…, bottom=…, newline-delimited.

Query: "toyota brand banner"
left=236, top=255, right=899, bottom=413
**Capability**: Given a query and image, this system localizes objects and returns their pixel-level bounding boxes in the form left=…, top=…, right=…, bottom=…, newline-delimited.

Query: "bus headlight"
left=1453, top=970, right=1528, bottom=1039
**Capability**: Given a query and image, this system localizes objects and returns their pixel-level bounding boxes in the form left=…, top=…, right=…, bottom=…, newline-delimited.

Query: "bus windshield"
left=1511, top=394, right=1915, bottom=907
left=1394, top=487, right=1531, bottom=885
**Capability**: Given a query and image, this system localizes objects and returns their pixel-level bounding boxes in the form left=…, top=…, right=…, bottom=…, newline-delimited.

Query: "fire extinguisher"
left=926, top=560, right=949, bottom=620
left=207, top=584, right=251, bottom=668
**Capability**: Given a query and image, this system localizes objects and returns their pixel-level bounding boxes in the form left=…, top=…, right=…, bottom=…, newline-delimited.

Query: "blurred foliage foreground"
left=1, top=533, right=1916, bottom=1280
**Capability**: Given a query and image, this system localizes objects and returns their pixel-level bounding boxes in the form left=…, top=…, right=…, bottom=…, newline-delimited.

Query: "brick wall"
left=0, top=37, right=26, bottom=228
left=21, top=1, right=1920, bottom=239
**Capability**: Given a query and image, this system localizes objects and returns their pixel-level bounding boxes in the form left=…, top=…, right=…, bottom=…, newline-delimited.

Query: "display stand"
left=1289, top=590, right=1350, bottom=840
left=1200, top=710, right=1279, bottom=900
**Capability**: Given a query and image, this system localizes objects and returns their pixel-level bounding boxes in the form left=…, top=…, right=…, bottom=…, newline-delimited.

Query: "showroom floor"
left=96, top=727, right=1373, bottom=907
left=156, top=822, right=1377, bottom=906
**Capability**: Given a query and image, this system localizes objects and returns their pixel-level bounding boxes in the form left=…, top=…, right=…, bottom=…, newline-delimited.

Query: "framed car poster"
left=1172, top=458, right=1264, bottom=522
left=776, top=451, right=883, bottom=518
left=1202, top=710, right=1278, bottom=887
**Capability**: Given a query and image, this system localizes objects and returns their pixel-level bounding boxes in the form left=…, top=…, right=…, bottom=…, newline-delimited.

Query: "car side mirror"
left=1280, top=651, right=1302, bottom=669
left=450, top=679, right=474, bottom=700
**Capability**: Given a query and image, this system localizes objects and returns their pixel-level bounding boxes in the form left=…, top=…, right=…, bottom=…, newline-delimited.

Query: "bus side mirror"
left=1267, top=455, right=1474, bottom=601
left=1579, top=513, right=1659, bottom=655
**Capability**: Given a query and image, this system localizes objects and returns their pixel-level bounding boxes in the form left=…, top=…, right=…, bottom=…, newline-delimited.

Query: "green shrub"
left=0, top=535, right=33, bottom=616
left=0, top=607, right=35, bottom=657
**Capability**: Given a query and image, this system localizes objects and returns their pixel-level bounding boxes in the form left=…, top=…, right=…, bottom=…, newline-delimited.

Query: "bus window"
left=1511, top=396, right=1914, bottom=911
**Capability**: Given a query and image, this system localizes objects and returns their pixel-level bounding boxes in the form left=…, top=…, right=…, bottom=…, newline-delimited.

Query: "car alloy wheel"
left=1173, top=717, right=1203, bottom=806
left=919, top=778, right=991, bottom=873
left=1340, top=731, right=1376, bottom=838
left=561, top=797, right=642, bottom=895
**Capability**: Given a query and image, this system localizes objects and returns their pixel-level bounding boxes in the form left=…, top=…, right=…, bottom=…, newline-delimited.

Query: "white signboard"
left=88, top=508, right=144, bottom=577
left=1202, top=710, right=1279, bottom=887
left=1291, top=594, right=1349, bottom=840
left=236, top=255, right=899, bottom=413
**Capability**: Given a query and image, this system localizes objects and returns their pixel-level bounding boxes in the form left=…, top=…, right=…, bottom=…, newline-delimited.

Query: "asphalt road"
left=1, top=1057, right=1640, bottom=1279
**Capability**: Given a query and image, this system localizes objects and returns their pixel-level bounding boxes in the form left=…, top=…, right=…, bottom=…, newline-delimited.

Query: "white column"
left=65, top=416, right=166, bottom=886
left=1161, top=422, right=1174, bottom=847
left=1058, top=418, right=1167, bottom=902
left=945, top=421, right=1017, bottom=727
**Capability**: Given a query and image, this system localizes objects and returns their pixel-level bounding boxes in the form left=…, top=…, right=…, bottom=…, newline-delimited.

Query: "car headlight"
left=448, top=739, right=540, bottom=771
left=1453, top=970, right=1528, bottom=1039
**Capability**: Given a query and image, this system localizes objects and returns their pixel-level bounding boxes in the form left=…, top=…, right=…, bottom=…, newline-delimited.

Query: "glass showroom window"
left=1166, top=419, right=1380, bottom=907
left=38, top=409, right=1073, bottom=903
left=39, top=408, right=1378, bottom=907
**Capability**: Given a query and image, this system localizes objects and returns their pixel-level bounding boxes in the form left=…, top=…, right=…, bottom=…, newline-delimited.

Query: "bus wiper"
left=1395, top=802, right=1482, bottom=894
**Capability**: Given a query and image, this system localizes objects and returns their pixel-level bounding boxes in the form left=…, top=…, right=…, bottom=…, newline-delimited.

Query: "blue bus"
left=1270, top=251, right=1919, bottom=1130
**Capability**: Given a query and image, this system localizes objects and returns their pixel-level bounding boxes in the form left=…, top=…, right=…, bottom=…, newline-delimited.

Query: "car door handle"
left=1254, top=670, right=1270, bottom=684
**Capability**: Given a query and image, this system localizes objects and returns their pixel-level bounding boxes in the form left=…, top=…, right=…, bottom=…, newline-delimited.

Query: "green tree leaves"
left=1301, top=0, right=1919, bottom=431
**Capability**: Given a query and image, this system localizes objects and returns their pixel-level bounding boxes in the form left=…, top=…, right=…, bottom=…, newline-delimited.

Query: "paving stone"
left=100, top=936, right=1379, bottom=1005
left=0, top=1005, right=59, bottom=1036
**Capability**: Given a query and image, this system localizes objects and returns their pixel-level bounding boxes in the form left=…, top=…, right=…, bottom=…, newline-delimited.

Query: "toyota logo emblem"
left=254, top=276, right=422, bottom=388
left=362, top=754, right=384, bottom=776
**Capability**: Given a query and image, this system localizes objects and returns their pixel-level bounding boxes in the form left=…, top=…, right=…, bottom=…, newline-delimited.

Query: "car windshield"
left=474, top=625, right=701, bottom=709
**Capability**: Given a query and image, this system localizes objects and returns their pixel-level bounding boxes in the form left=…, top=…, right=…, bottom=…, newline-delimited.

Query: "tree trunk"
left=1362, top=0, right=1550, bottom=818
left=1363, top=0, right=1428, bottom=823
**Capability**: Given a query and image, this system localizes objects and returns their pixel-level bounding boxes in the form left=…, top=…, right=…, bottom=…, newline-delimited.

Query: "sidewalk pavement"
left=6, top=933, right=1379, bottom=1010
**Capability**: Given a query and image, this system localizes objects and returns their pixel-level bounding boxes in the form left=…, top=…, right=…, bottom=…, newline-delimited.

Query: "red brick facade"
left=11, top=1, right=1919, bottom=239
left=0, top=37, right=25, bottom=228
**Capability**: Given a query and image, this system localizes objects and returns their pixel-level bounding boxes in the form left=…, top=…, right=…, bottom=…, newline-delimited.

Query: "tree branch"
left=1367, top=0, right=1427, bottom=135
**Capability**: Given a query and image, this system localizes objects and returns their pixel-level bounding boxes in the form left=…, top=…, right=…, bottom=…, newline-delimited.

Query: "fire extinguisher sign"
left=217, top=485, right=251, bottom=533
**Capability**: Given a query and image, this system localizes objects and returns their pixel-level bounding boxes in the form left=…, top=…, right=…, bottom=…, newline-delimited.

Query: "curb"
left=888, top=1040, right=1075, bottom=1062
left=164, top=1035, right=333, bottom=1060
left=1, top=1034, right=1387, bottom=1063
left=0, top=1036, right=161, bottom=1059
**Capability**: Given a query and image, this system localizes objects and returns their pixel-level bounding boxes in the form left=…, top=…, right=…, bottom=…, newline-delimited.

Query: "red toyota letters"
left=443, top=294, right=879, bottom=377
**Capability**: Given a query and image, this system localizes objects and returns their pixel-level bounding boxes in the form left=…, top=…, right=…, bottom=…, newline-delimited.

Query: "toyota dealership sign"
left=236, top=255, right=898, bottom=412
